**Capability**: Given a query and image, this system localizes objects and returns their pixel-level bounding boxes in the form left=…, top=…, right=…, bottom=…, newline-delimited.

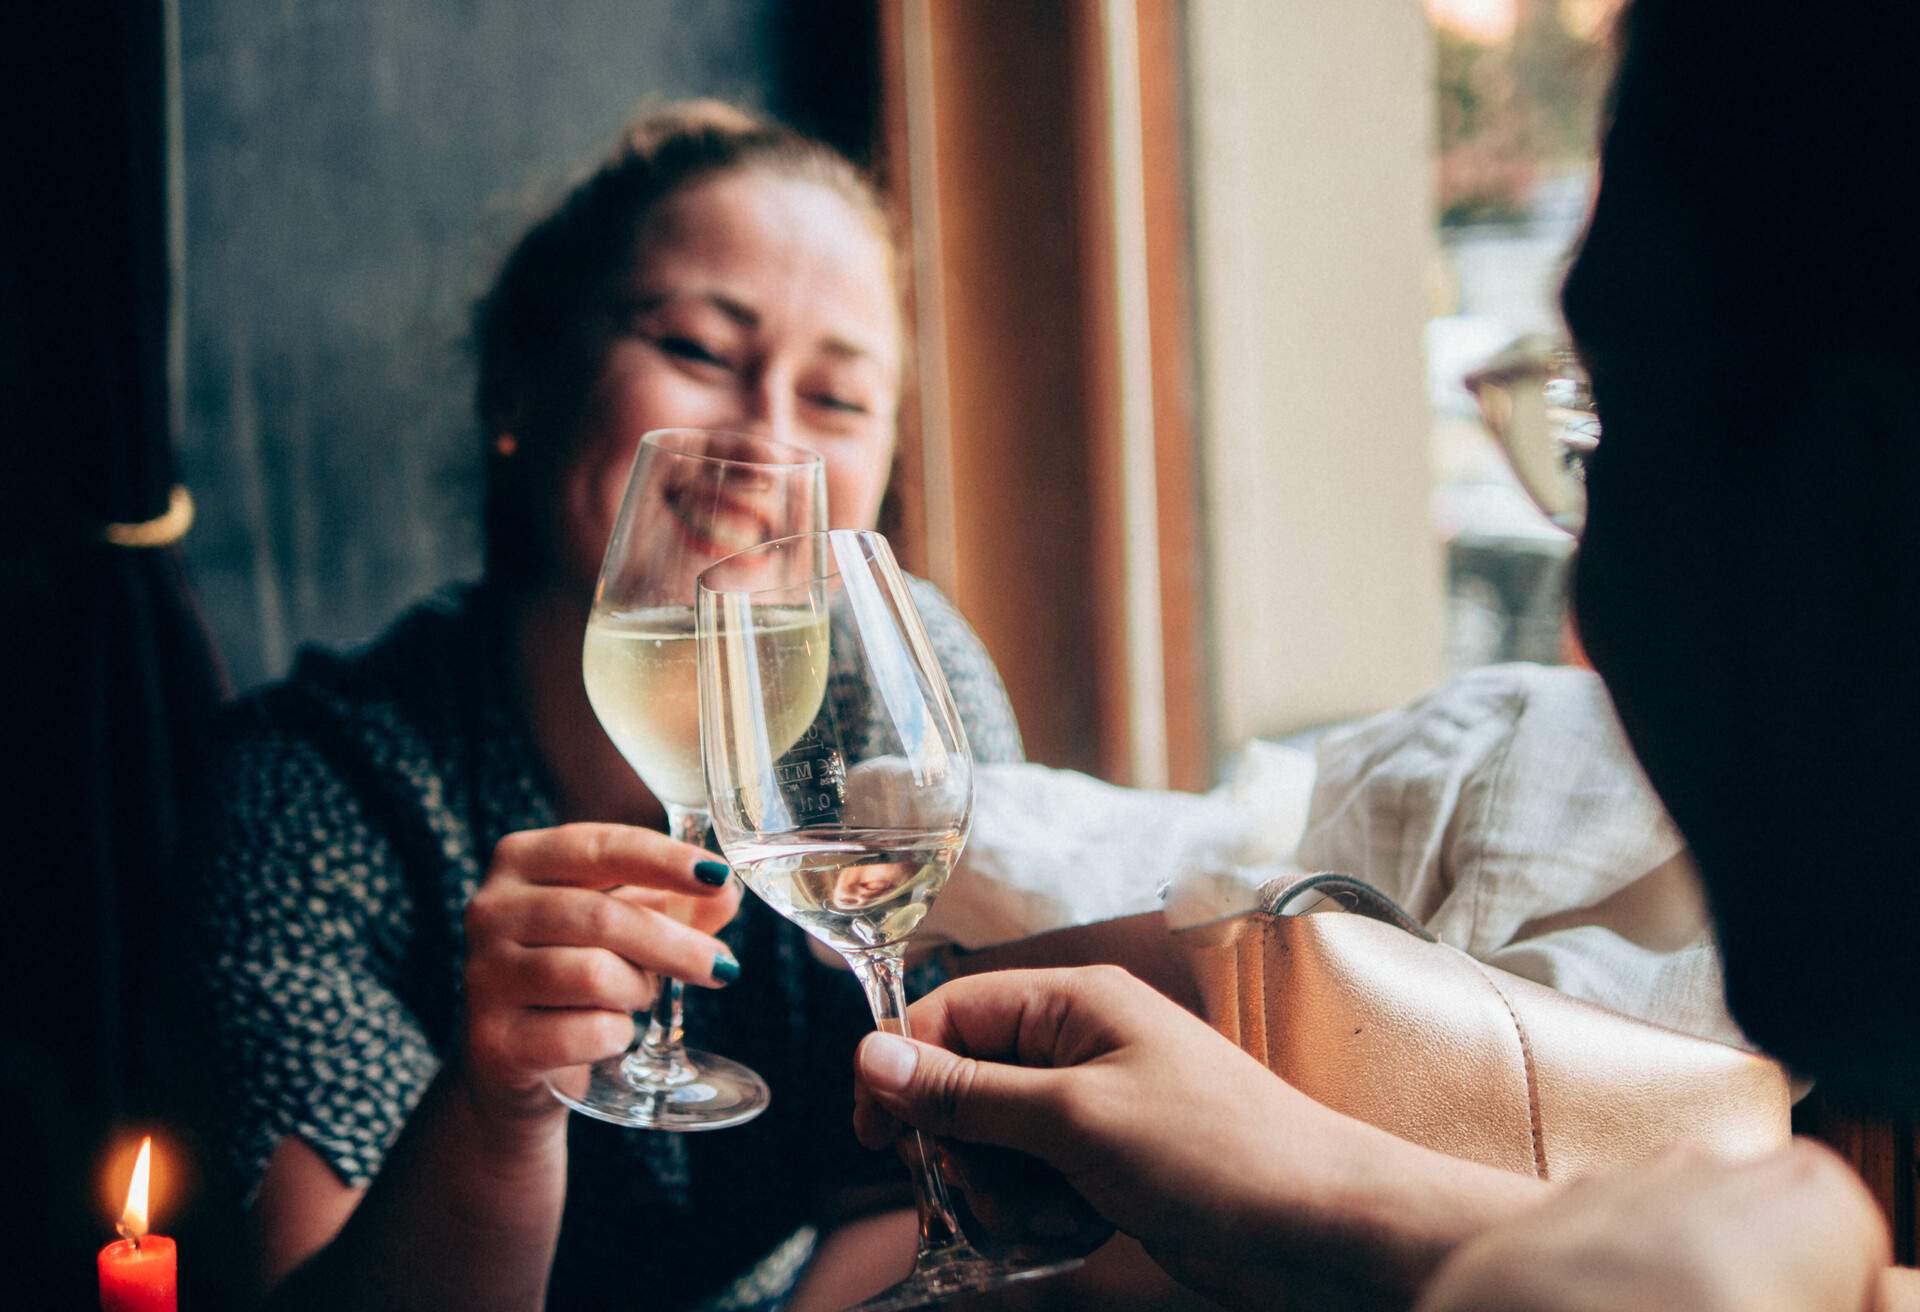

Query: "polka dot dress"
left=183, top=581, right=1022, bottom=1310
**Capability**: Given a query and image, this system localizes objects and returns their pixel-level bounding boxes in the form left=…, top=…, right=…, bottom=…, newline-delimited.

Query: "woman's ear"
left=481, top=373, right=533, bottom=458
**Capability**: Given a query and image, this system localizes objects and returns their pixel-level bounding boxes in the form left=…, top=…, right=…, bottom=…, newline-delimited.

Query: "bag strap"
left=1258, top=872, right=1437, bottom=942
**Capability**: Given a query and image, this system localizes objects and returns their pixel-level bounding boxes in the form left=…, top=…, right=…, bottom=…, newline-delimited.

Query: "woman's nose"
left=736, top=372, right=798, bottom=446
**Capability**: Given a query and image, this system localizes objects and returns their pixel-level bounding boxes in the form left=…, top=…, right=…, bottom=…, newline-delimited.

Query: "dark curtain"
left=3, top=1, right=231, bottom=1305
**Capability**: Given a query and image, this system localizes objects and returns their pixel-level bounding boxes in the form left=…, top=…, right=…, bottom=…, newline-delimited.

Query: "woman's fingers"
left=460, top=824, right=745, bottom=1105
left=490, top=1007, right=639, bottom=1073
left=469, top=885, right=740, bottom=988
left=472, top=944, right=655, bottom=1013
left=610, top=879, right=743, bottom=937
left=462, top=917, right=737, bottom=1094
left=491, top=822, right=735, bottom=897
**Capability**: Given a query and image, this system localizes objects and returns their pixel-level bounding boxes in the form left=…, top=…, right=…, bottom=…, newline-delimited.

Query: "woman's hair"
left=1565, top=1, right=1918, bottom=389
left=1563, top=0, right=1920, bottom=1110
left=474, top=99, right=894, bottom=586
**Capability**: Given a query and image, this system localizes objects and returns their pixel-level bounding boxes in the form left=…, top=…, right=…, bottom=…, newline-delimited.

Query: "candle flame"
left=118, top=1137, right=152, bottom=1243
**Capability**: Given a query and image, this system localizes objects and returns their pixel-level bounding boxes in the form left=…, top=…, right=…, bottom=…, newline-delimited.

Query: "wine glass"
left=551, top=427, right=826, bottom=1131
left=697, top=529, right=1083, bottom=1309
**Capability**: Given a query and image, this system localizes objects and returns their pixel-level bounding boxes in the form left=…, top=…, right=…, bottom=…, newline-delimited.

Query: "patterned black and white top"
left=183, top=579, right=1021, bottom=1311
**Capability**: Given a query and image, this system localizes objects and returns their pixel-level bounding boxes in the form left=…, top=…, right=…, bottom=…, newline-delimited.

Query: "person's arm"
left=784, top=1208, right=918, bottom=1312
left=255, top=1068, right=567, bottom=1310
left=1880, top=1267, right=1920, bottom=1312
left=250, top=824, right=741, bottom=1310
left=1415, top=1140, right=1889, bottom=1312
left=852, top=966, right=1548, bottom=1310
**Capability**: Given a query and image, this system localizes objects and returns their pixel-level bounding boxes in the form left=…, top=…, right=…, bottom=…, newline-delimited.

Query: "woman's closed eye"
left=655, top=335, right=735, bottom=370
left=809, top=391, right=871, bottom=416
left=801, top=366, right=883, bottom=422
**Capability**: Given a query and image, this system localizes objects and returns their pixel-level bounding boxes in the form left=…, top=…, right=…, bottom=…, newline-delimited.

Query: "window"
left=1425, top=0, right=1621, bottom=671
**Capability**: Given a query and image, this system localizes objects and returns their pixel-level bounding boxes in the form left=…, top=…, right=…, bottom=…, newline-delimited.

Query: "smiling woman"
left=178, top=101, right=1025, bottom=1312
left=476, top=103, right=904, bottom=595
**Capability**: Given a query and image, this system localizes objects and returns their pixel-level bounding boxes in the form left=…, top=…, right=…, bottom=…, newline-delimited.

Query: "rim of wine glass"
left=694, top=527, right=887, bottom=596
left=640, top=426, right=824, bottom=470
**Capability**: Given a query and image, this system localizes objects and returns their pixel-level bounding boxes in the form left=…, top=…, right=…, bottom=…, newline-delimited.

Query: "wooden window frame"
left=877, top=0, right=1207, bottom=787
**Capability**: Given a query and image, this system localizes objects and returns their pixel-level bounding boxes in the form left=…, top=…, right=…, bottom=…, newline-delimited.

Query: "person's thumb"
left=855, top=1031, right=1060, bottom=1157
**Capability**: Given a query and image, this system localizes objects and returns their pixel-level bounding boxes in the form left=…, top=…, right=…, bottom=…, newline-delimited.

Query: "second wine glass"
left=697, top=529, right=1082, bottom=1307
left=553, top=426, right=827, bottom=1132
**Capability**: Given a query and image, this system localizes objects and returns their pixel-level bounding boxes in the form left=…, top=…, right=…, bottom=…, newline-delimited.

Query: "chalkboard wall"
left=178, top=0, right=874, bottom=691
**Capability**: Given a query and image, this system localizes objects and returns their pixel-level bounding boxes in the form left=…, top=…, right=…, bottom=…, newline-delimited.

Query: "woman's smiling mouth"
left=662, top=476, right=774, bottom=557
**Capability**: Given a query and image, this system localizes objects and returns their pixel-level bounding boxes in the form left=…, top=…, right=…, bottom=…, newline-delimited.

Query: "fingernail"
left=711, top=951, right=741, bottom=986
left=694, top=860, right=731, bottom=887
left=860, top=1032, right=918, bottom=1093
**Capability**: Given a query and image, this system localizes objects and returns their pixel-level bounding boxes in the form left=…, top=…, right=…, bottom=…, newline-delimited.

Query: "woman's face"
left=553, top=171, right=902, bottom=591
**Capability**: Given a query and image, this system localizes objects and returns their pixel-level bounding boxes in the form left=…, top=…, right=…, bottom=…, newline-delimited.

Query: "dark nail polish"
left=712, top=952, right=741, bottom=986
left=694, top=859, right=731, bottom=887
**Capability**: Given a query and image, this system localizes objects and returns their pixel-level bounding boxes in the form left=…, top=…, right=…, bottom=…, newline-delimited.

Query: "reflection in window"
left=1425, top=0, right=1622, bottom=671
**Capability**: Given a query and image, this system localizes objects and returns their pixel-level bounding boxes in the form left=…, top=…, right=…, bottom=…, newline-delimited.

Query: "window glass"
left=1425, top=0, right=1621, bottom=670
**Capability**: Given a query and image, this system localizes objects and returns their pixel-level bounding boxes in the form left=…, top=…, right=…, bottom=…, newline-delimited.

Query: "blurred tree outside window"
left=1424, top=0, right=1620, bottom=671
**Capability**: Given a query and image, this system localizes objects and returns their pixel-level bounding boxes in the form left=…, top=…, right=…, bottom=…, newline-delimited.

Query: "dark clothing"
left=183, top=581, right=1022, bottom=1309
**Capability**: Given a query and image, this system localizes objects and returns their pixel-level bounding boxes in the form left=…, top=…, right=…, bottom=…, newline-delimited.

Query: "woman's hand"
left=853, top=966, right=1544, bottom=1309
left=1417, top=1140, right=1889, bottom=1312
left=460, top=822, right=742, bottom=1121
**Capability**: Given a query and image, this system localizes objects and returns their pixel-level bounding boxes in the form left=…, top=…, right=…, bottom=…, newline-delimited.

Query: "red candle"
left=99, top=1138, right=176, bottom=1312
left=98, top=1236, right=177, bottom=1312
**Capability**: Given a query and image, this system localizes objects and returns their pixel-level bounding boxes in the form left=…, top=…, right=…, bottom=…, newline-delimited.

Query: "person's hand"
left=851, top=965, right=1292, bottom=1300
left=853, top=966, right=1542, bottom=1309
left=1417, top=1139, right=1890, bottom=1312
left=460, top=822, right=742, bottom=1121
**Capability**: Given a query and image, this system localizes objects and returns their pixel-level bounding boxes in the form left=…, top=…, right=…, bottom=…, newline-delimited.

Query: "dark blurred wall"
left=178, top=0, right=875, bottom=690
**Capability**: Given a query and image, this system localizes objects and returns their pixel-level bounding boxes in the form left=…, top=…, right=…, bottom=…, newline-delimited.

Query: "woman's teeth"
left=702, top=514, right=761, bottom=553
left=668, top=492, right=763, bottom=553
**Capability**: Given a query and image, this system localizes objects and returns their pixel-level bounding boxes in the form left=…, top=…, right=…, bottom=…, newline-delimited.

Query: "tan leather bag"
left=1177, top=874, right=1791, bottom=1181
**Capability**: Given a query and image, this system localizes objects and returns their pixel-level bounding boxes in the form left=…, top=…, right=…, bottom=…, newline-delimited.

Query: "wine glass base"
left=847, top=1247, right=1083, bottom=1312
left=548, top=1047, right=770, bottom=1132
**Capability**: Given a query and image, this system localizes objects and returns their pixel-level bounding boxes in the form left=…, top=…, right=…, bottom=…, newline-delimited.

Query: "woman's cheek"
left=825, top=438, right=895, bottom=529
left=599, top=352, right=741, bottom=436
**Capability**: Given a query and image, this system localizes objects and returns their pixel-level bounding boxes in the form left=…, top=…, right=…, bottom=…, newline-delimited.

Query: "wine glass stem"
left=632, top=805, right=709, bottom=1081
left=848, top=949, right=969, bottom=1256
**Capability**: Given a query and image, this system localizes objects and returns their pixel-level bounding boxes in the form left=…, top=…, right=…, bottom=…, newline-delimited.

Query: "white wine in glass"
left=698, top=529, right=1082, bottom=1309
left=551, top=427, right=826, bottom=1132
left=584, top=604, right=829, bottom=811
left=725, top=827, right=964, bottom=954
